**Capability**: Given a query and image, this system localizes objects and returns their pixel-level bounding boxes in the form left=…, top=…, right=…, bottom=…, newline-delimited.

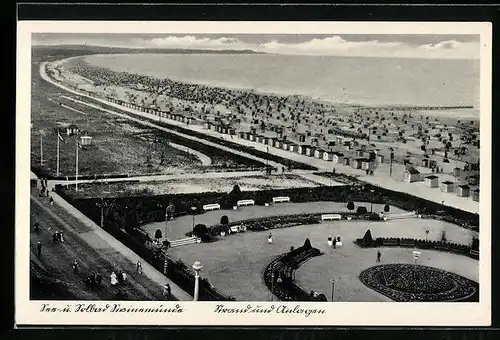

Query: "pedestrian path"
left=51, top=192, right=193, bottom=301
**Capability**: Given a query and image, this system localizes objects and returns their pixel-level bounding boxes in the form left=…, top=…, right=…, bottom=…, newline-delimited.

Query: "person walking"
left=36, top=242, right=42, bottom=257
left=377, top=250, right=382, bottom=263
left=110, top=272, right=118, bottom=286
left=72, top=260, right=79, bottom=274
left=327, top=235, right=333, bottom=248
left=59, top=232, right=64, bottom=243
left=136, top=261, right=143, bottom=274
left=49, top=196, right=54, bottom=206
left=268, top=233, right=273, bottom=244
left=163, top=283, right=171, bottom=299
left=34, top=220, right=41, bottom=232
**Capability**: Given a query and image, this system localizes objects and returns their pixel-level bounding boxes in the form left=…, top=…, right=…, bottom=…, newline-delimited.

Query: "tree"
left=303, top=238, right=312, bottom=249
left=154, top=229, right=162, bottom=242
left=347, top=201, right=355, bottom=211
left=384, top=204, right=390, bottom=213
left=440, top=230, right=447, bottom=243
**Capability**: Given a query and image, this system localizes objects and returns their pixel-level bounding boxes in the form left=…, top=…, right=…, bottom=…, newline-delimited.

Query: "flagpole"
left=40, top=134, right=43, bottom=165
left=75, top=140, right=79, bottom=192
left=56, top=133, right=60, bottom=177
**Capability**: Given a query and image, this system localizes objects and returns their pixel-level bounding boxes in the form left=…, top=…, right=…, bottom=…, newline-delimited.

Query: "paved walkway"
left=40, top=61, right=479, bottom=214
left=50, top=191, right=192, bottom=301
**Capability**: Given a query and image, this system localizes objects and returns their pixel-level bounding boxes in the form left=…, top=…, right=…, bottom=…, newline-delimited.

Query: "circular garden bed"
left=359, top=264, right=478, bottom=302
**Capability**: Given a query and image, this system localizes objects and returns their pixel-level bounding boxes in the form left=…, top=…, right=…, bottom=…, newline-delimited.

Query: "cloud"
left=149, top=35, right=249, bottom=50
left=145, top=35, right=478, bottom=59
left=258, top=36, right=478, bottom=59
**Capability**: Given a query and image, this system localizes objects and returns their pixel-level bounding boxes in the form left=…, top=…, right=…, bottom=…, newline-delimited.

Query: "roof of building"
left=458, top=184, right=470, bottom=189
left=425, top=175, right=439, bottom=179
left=67, top=124, right=78, bottom=129
left=405, top=168, right=420, bottom=174
left=442, top=181, right=455, bottom=184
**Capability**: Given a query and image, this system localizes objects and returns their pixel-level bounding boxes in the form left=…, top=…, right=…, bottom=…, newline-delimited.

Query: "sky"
left=32, top=33, right=480, bottom=60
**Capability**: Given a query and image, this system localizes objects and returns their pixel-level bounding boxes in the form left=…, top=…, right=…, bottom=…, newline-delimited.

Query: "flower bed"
left=359, top=264, right=479, bottom=302
left=206, top=211, right=380, bottom=237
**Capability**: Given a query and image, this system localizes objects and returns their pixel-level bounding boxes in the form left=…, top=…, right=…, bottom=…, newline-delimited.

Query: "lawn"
left=168, top=217, right=478, bottom=301
left=31, top=63, right=203, bottom=177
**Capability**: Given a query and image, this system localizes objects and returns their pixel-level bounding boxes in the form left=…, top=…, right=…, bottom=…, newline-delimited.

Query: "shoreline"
left=58, top=54, right=479, bottom=120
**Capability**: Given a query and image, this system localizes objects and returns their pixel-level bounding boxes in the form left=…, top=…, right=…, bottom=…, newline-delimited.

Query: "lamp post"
left=425, top=229, right=429, bottom=242
left=412, top=251, right=420, bottom=300
left=190, top=206, right=197, bottom=231
left=370, top=189, right=375, bottom=213
left=192, top=261, right=203, bottom=301
left=389, top=147, right=394, bottom=177
left=331, top=279, right=335, bottom=302
left=270, top=262, right=281, bottom=302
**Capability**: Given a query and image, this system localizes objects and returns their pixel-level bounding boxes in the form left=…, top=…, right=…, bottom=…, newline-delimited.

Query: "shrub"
left=356, top=206, right=368, bottom=214
left=193, top=224, right=208, bottom=237
left=384, top=204, right=390, bottom=213
left=220, top=215, right=229, bottom=226
left=154, top=229, right=162, bottom=240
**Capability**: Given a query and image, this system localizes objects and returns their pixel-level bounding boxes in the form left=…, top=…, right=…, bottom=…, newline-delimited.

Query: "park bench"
left=272, top=196, right=291, bottom=204
left=237, top=199, right=255, bottom=207
left=202, top=203, right=221, bottom=211
left=230, top=226, right=240, bottom=233
left=382, top=239, right=398, bottom=246
left=321, top=214, right=342, bottom=221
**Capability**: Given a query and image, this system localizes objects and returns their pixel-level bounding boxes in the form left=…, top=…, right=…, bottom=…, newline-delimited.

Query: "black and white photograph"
left=16, top=21, right=491, bottom=326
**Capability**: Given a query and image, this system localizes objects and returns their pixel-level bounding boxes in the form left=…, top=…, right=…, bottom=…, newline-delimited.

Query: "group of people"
left=52, top=231, right=65, bottom=243
left=38, top=178, right=50, bottom=198
left=327, top=235, right=342, bottom=249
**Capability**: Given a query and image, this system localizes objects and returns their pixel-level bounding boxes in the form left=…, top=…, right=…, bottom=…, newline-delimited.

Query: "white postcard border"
left=16, top=21, right=492, bottom=326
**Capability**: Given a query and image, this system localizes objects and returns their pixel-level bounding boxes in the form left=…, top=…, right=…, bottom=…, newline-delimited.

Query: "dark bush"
left=356, top=206, right=368, bottom=214
left=347, top=201, right=355, bottom=211
left=154, top=229, right=162, bottom=240
left=193, top=224, right=208, bottom=237
left=220, top=215, right=229, bottom=226
left=384, top=204, right=390, bottom=213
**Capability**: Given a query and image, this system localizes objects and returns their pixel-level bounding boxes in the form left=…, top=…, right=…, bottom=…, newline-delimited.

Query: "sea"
left=84, top=53, right=480, bottom=119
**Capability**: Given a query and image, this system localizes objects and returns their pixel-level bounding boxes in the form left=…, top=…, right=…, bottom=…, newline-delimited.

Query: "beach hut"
left=80, top=135, right=92, bottom=146
left=65, top=124, right=79, bottom=136
left=428, top=159, right=437, bottom=169
left=343, top=157, right=351, bottom=166
left=403, top=168, right=421, bottom=183
left=456, top=184, right=470, bottom=197
left=467, top=175, right=479, bottom=186
left=245, top=132, right=252, bottom=140
left=204, top=122, right=213, bottom=130
left=424, top=175, right=439, bottom=188
left=343, top=141, right=352, bottom=150
left=440, top=181, right=455, bottom=193
left=355, top=149, right=364, bottom=157
left=274, top=140, right=283, bottom=148
left=305, top=146, right=316, bottom=157
left=335, top=136, right=343, bottom=144
left=298, top=134, right=306, bottom=143
left=471, top=188, right=480, bottom=202
left=249, top=134, right=256, bottom=142
left=323, top=151, right=333, bottom=161
left=229, top=128, right=236, bottom=135
left=288, top=144, right=298, bottom=153
left=351, top=158, right=363, bottom=169
left=361, top=159, right=372, bottom=171
left=238, top=131, right=245, bottom=139
left=453, top=167, right=461, bottom=178
left=298, top=145, right=308, bottom=155
left=267, top=138, right=275, bottom=146
left=422, top=159, right=430, bottom=167
left=314, top=149, right=326, bottom=159
left=311, top=138, right=319, bottom=147
left=332, top=152, right=344, bottom=164
left=282, top=140, right=290, bottom=151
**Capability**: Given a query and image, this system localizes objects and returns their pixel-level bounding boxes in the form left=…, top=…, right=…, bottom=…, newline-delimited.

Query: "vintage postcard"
left=16, top=21, right=491, bottom=326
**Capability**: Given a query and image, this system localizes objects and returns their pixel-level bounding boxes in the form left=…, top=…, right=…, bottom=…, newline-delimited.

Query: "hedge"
left=354, top=236, right=478, bottom=260
left=263, top=239, right=325, bottom=301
